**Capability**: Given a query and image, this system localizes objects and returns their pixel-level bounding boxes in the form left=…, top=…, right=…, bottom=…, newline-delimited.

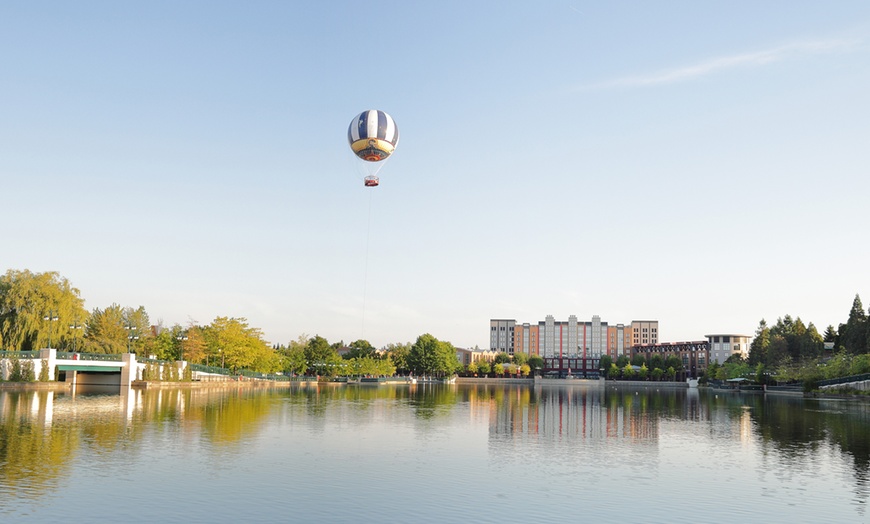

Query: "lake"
left=1, top=383, right=868, bottom=523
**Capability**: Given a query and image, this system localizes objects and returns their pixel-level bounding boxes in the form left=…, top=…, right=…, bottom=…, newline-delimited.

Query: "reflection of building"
left=705, top=334, right=752, bottom=364
left=490, top=316, right=658, bottom=376
left=485, top=386, right=661, bottom=443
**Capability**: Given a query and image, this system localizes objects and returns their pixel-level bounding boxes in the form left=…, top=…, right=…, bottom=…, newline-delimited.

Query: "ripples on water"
left=1, top=384, right=869, bottom=523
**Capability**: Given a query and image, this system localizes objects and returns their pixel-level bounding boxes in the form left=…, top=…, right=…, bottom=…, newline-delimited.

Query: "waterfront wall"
left=457, top=377, right=535, bottom=385
left=820, top=380, right=870, bottom=392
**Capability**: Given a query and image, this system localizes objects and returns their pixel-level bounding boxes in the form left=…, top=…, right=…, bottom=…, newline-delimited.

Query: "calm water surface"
left=1, top=383, right=869, bottom=523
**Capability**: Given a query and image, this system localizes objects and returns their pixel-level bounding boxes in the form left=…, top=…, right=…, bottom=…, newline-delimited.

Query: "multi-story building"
left=705, top=334, right=752, bottom=364
left=489, top=319, right=516, bottom=354
left=631, top=320, right=659, bottom=346
left=491, top=315, right=659, bottom=377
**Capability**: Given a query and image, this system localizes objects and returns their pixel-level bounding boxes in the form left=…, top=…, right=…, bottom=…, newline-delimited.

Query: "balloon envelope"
left=348, top=110, right=399, bottom=162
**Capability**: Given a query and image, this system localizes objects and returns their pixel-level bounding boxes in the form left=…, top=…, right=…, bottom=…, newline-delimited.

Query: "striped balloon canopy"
left=348, top=110, right=399, bottom=162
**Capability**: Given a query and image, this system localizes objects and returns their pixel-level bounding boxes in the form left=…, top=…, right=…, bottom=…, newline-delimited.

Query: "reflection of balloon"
left=348, top=110, right=399, bottom=162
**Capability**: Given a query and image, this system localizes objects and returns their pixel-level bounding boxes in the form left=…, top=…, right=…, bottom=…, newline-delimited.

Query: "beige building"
left=705, top=334, right=752, bottom=364
left=456, top=348, right=498, bottom=367
left=631, top=321, right=659, bottom=346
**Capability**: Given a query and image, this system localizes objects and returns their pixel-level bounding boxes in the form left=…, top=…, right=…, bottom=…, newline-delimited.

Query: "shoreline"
left=1, top=378, right=867, bottom=400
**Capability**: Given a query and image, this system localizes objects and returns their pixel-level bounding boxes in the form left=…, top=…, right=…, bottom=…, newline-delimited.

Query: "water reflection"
left=2, top=384, right=870, bottom=520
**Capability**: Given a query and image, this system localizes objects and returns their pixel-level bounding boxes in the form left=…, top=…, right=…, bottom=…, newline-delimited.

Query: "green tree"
left=494, top=352, right=511, bottom=364
left=304, top=335, right=342, bottom=377
left=385, top=342, right=411, bottom=374
left=38, top=359, right=50, bottom=382
left=651, top=368, right=664, bottom=381
left=649, top=354, right=664, bottom=371
left=151, top=329, right=177, bottom=361
left=123, top=306, right=151, bottom=356
left=631, top=355, right=646, bottom=367
left=664, top=355, right=682, bottom=372
left=609, top=363, right=620, bottom=379
left=84, top=304, right=127, bottom=354
left=467, top=362, right=478, bottom=375
left=839, top=294, right=868, bottom=354
left=408, top=334, right=460, bottom=376
left=598, top=355, right=612, bottom=374
left=824, top=351, right=851, bottom=379
left=850, top=354, right=870, bottom=375
left=638, top=364, right=649, bottom=381
left=520, top=364, right=531, bottom=377
left=345, top=339, right=376, bottom=359
left=512, top=352, right=529, bottom=367
left=822, top=325, right=837, bottom=343
left=280, top=334, right=309, bottom=376
left=616, top=355, right=630, bottom=368
left=527, top=354, right=544, bottom=374
left=494, top=363, right=505, bottom=377
left=477, top=360, right=491, bottom=376
left=754, top=363, right=767, bottom=384
left=748, top=319, right=770, bottom=365
left=706, top=361, right=721, bottom=381
left=623, top=363, right=635, bottom=379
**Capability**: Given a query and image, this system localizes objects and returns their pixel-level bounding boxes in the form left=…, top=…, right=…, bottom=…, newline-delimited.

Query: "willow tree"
left=0, top=269, right=88, bottom=351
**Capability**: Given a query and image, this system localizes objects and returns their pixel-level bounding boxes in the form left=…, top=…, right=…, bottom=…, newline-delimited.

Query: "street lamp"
left=69, top=321, right=84, bottom=352
left=176, top=333, right=188, bottom=361
left=126, top=325, right=139, bottom=353
left=43, top=311, right=59, bottom=349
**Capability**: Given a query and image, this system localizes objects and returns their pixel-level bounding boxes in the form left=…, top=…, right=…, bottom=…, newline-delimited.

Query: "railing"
left=56, top=352, right=123, bottom=362
left=189, top=363, right=232, bottom=376
left=817, top=373, right=870, bottom=387
left=0, top=350, right=40, bottom=359
left=238, top=369, right=291, bottom=382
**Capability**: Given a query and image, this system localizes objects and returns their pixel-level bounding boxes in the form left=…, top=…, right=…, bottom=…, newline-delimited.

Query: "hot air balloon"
left=348, top=110, right=399, bottom=187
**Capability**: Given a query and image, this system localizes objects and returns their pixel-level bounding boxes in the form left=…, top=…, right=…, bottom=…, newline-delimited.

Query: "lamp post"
left=176, top=333, right=188, bottom=361
left=69, top=321, right=84, bottom=352
left=126, top=325, right=139, bottom=354
left=43, top=311, right=59, bottom=349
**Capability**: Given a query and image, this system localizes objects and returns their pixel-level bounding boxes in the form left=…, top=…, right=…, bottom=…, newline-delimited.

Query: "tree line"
left=708, top=293, right=869, bottom=385
left=0, top=269, right=465, bottom=377
left=598, top=354, right=684, bottom=381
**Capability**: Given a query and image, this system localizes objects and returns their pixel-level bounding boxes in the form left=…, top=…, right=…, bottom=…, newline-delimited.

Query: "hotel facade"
left=490, top=316, right=659, bottom=377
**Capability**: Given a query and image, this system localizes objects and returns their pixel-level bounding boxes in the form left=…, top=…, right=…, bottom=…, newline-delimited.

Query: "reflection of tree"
left=0, top=392, right=77, bottom=500
left=748, top=396, right=870, bottom=503
left=0, top=387, right=286, bottom=507
left=407, top=384, right=460, bottom=420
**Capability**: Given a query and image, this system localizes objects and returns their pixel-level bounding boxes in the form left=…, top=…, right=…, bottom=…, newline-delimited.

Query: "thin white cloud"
left=586, top=38, right=862, bottom=89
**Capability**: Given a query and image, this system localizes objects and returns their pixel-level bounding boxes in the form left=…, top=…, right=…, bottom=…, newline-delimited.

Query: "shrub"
left=38, top=359, right=50, bottom=382
left=21, top=360, right=36, bottom=382
left=9, top=358, right=22, bottom=382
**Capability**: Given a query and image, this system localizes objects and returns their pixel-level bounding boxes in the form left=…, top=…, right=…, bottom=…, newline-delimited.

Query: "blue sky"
left=3, top=1, right=869, bottom=349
